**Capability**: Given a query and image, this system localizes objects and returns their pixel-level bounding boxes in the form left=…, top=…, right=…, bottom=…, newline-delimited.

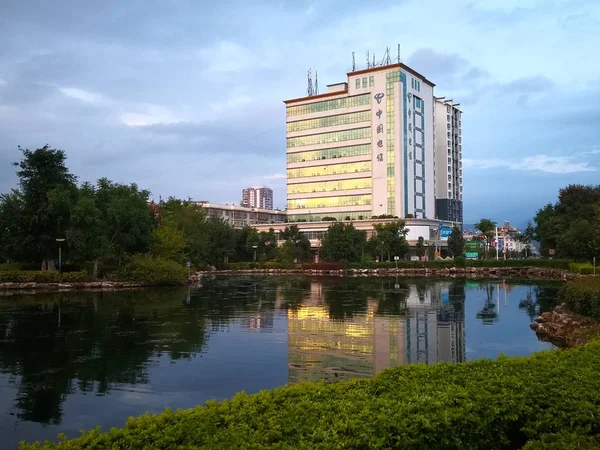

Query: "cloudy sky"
left=0, top=0, right=598, bottom=226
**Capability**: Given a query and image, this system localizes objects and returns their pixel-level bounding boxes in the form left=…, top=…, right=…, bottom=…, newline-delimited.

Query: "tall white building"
left=241, top=186, right=274, bottom=210
left=434, top=98, right=463, bottom=222
left=284, top=63, right=441, bottom=222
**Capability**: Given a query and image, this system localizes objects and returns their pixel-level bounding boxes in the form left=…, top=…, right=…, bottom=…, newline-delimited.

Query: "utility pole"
left=495, top=227, right=499, bottom=261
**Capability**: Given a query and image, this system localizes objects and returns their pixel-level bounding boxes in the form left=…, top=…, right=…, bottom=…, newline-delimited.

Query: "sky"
left=0, top=0, right=599, bottom=227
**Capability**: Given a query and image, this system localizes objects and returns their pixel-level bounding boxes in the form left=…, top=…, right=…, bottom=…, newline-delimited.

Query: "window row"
left=287, top=161, right=371, bottom=179
left=411, top=78, right=422, bottom=92
left=288, top=177, right=372, bottom=195
left=287, top=127, right=371, bottom=148
left=287, top=211, right=370, bottom=222
left=286, top=94, right=370, bottom=117
left=288, top=194, right=372, bottom=210
left=287, top=110, right=370, bottom=133
left=287, top=144, right=371, bottom=164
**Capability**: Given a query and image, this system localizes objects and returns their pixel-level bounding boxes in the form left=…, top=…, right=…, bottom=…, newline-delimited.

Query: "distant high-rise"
left=434, top=98, right=463, bottom=222
left=241, top=186, right=274, bottom=210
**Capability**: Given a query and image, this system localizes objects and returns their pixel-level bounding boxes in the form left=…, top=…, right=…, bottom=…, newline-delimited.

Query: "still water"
left=0, top=276, right=559, bottom=448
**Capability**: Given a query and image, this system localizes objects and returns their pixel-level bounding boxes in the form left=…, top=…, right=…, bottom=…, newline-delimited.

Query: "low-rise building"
left=196, top=201, right=286, bottom=227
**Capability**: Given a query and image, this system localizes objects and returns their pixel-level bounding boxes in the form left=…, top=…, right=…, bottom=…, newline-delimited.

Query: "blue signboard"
left=441, top=291, right=449, bottom=305
left=440, top=226, right=452, bottom=240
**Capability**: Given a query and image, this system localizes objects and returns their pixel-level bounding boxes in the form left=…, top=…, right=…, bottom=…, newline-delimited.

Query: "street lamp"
left=56, top=237, right=66, bottom=274
left=252, top=245, right=258, bottom=263
left=394, top=255, right=399, bottom=269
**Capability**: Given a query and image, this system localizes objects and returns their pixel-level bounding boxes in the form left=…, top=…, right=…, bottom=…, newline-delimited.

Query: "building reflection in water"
left=286, top=280, right=465, bottom=384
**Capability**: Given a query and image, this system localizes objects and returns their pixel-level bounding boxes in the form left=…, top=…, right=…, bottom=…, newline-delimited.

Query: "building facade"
left=285, top=63, right=440, bottom=222
left=196, top=202, right=286, bottom=227
left=434, top=97, right=463, bottom=222
left=241, top=186, right=274, bottom=210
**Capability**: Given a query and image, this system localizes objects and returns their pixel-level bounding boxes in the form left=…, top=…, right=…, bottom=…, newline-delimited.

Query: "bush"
left=524, top=431, right=599, bottom=449
left=570, top=262, right=596, bottom=274
left=0, top=263, right=22, bottom=271
left=0, top=270, right=89, bottom=283
left=118, top=254, right=188, bottom=286
left=559, top=278, right=600, bottom=319
left=20, top=342, right=600, bottom=449
left=454, top=256, right=466, bottom=267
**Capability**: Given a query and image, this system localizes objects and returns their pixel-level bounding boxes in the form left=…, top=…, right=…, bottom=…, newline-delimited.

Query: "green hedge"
left=20, top=341, right=600, bottom=449
left=559, top=277, right=600, bottom=319
left=0, top=270, right=89, bottom=283
left=523, top=431, right=599, bottom=449
left=570, top=262, right=596, bottom=275
left=118, top=254, right=188, bottom=286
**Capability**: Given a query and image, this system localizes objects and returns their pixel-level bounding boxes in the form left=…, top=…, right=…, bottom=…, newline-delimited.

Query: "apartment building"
left=241, top=186, right=274, bottom=210
left=434, top=97, right=463, bottom=222
left=196, top=202, right=286, bottom=227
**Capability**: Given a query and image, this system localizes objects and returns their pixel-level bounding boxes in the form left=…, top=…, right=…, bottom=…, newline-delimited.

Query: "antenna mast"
left=397, top=43, right=401, bottom=63
left=385, top=46, right=391, bottom=65
left=372, top=53, right=376, bottom=68
left=352, top=51, right=356, bottom=71
left=366, top=51, right=370, bottom=69
left=314, top=71, right=319, bottom=95
left=307, top=69, right=313, bottom=96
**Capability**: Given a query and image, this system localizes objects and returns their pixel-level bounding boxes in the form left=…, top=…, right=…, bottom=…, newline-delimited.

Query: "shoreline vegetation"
left=0, top=260, right=577, bottom=293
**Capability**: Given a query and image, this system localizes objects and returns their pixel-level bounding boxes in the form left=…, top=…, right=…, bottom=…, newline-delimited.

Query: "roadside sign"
left=465, top=252, right=478, bottom=259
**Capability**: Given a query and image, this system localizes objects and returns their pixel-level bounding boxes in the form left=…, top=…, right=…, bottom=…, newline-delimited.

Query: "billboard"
left=439, top=226, right=453, bottom=241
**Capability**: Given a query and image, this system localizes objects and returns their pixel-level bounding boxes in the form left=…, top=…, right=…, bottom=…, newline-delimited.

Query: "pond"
left=0, top=276, right=560, bottom=448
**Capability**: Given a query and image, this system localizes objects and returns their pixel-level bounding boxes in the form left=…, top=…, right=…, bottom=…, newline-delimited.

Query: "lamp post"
left=56, top=238, right=66, bottom=274
left=252, top=245, right=258, bottom=263
left=394, top=255, right=399, bottom=269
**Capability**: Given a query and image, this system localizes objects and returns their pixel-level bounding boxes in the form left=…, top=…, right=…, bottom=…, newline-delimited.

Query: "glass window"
left=286, top=94, right=370, bottom=117
left=288, top=194, right=372, bottom=210
left=362, top=77, right=367, bottom=88
left=447, top=132, right=450, bottom=139
left=287, top=143, right=371, bottom=164
left=287, top=110, right=370, bottom=133
left=369, top=76, right=374, bottom=87
left=448, top=157, right=451, bottom=164
left=287, top=127, right=371, bottom=148
left=287, top=177, right=372, bottom=194
left=411, top=79, right=414, bottom=88
left=355, top=78, right=361, bottom=89
left=287, top=161, right=372, bottom=179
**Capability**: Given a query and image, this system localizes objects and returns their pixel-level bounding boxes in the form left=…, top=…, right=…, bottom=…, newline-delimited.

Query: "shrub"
left=523, top=431, right=599, bottom=449
left=454, top=256, right=467, bottom=267
left=0, top=270, right=89, bottom=283
left=559, top=278, right=600, bottom=319
left=118, top=254, right=188, bottom=286
left=570, top=262, right=596, bottom=274
left=19, top=342, right=600, bottom=449
left=0, top=263, right=22, bottom=272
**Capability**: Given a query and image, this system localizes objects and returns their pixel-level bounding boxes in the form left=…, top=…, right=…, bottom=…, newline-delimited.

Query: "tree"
left=2, top=145, right=77, bottom=269
left=368, top=220, right=409, bottom=261
left=535, top=184, right=600, bottom=260
left=280, top=225, right=311, bottom=262
left=475, top=218, right=497, bottom=259
left=416, top=236, right=426, bottom=259
left=447, top=226, right=465, bottom=258
left=150, top=223, right=188, bottom=263
left=321, top=222, right=367, bottom=262
left=517, top=221, right=535, bottom=258
left=66, top=183, right=110, bottom=277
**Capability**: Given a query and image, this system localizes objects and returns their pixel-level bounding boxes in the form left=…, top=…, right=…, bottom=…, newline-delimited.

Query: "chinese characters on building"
left=374, top=92, right=385, bottom=162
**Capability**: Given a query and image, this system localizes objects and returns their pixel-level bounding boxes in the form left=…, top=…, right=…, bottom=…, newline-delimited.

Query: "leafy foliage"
left=447, top=226, right=465, bottom=258
left=559, top=278, right=600, bottom=319
left=535, top=184, right=600, bottom=260
left=118, top=255, right=188, bottom=286
left=368, top=220, right=409, bottom=261
left=321, top=222, right=366, bottom=262
left=20, top=341, right=600, bottom=449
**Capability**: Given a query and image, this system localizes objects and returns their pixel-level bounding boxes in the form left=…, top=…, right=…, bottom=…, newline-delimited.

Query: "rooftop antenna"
left=385, top=46, right=391, bottom=65
left=372, top=53, right=376, bottom=68
left=352, top=51, right=356, bottom=71
left=397, top=43, right=401, bottom=63
left=307, top=69, right=313, bottom=96
left=314, top=71, right=319, bottom=95
left=366, top=50, right=370, bottom=69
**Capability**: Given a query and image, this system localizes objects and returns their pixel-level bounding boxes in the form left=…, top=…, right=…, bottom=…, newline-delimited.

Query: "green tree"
left=280, top=225, right=311, bottom=263
left=150, top=223, right=188, bottom=263
left=368, top=220, right=409, bottom=261
left=2, top=145, right=77, bottom=269
left=66, top=183, right=110, bottom=277
left=517, top=221, right=535, bottom=258
left=95, top=178, right=154, bottom=266
left=416, top=236, right=426, bottom=259
left=321, top=222, right=366, bottom=262
left=475, top=218, right=497, bottom=259
left=447, top=226, right=465, bottom=258
left=534, top=185, right=600, bottom=260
